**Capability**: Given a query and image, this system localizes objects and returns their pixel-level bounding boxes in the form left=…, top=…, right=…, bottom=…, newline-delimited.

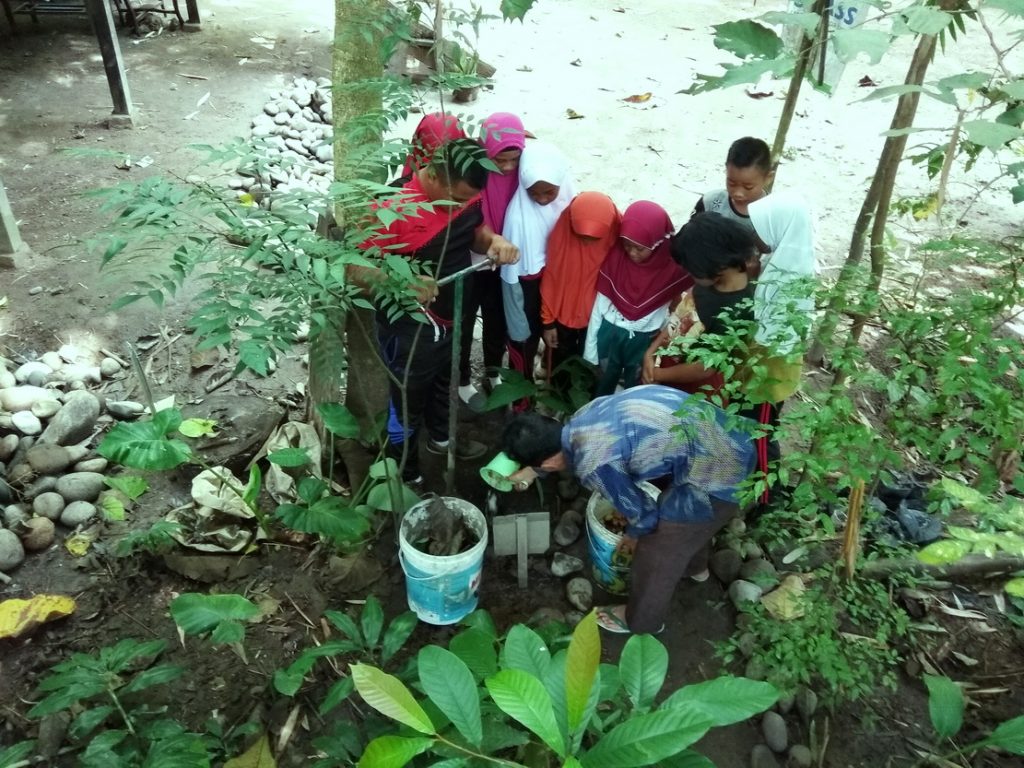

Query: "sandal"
left=596, top=607, right=665, bottom=635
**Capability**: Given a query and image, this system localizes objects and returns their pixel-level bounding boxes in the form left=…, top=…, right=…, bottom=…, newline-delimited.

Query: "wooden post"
left=0, top=175, right=24, bottom=267
left=185, top=0, right=200, bottom=24
left=83, top=0, right=135, bottom=124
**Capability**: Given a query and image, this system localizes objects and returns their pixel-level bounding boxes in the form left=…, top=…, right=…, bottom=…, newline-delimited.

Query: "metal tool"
left=436, top=258, right=496, bottom=288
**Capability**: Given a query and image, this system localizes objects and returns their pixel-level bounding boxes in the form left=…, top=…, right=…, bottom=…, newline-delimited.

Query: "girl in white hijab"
left=501, top=142, right=577, bottom=389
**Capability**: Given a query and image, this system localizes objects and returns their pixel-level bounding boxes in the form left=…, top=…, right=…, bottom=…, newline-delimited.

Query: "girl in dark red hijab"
left=401, top=112, right=467, bottom=178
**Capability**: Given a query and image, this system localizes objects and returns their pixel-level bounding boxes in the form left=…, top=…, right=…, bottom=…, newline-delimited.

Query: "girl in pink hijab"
left=458, top=112, right=530, bottom=408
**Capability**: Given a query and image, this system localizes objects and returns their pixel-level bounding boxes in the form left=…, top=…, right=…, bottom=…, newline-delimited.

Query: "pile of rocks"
left=234, top=77, right=335, bottom=202
left=0, top=349, right=145, bottom=576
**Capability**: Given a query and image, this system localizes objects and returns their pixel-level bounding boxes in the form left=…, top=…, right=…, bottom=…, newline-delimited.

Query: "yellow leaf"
left=0, top=595, right=76, bottom=639
left=65, top=533, right=95, bottom=557
left=623, top=92, right=653, bottom=103
left=1005, top=577, right=1024, bottom=598
left=761, top=575, right=806, bottom=620
left=225, top=734, right=277, bottom=768
left=238, top=193, right=256, bottom=207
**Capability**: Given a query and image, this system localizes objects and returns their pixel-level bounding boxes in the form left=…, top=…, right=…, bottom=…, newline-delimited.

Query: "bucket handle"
left=399, top=549, right=470, bottom=582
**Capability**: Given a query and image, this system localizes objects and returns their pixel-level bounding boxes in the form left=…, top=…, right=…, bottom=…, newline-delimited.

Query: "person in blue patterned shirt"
left=502, top=385, right=756, bottom=634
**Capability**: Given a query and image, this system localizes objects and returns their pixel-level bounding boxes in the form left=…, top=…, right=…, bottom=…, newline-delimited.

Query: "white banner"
left=783, top=0, right=871, bottom=93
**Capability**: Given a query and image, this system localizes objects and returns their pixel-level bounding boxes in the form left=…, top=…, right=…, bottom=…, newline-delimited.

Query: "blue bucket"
left=585, top=483, right=659, bottom=595
left=399, top=498, right=488, bottom=625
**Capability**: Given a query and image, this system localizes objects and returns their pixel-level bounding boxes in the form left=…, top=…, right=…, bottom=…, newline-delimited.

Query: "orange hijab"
left=541, top=192, right=621, bottom=329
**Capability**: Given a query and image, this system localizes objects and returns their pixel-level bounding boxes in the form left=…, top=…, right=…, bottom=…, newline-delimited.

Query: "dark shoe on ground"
left=426, top=438, right=487, bottom=460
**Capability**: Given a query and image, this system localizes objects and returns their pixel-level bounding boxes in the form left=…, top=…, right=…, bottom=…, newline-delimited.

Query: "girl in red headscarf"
left=584, top=201, right=692, bottom=396
left=400, top=112, right=467, bottom=179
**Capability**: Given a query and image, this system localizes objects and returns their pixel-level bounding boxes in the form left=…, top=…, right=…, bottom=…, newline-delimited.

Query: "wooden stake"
left=841, top=479, right=865, bottom=579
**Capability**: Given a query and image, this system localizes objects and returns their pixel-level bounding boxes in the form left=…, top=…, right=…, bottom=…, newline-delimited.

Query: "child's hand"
left=642, top=353, right=657, bottom=385
left=543, top=328, right=558, bottom=349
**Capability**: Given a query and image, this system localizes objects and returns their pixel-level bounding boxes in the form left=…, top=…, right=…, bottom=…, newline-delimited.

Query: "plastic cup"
left=479, top=452, right=521, bottom=492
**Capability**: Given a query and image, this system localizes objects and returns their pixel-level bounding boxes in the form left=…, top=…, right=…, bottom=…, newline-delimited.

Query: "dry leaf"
left=570, top=58, right=582, bottom=67
left=191, top=346, right=222, bottom=370
left=623, top=92, right=653, bottom=103
left=761, top=575, right=806, bottom=620
left=0, top=595, right=76, bottom=639
left=566, top=109, right=585, bottom=120
left=65, top=533, right=95, bottom=557
left=225, top=734, right=277, bottom=768
left=858, top=75, right=878, bottom=87
left=745, top=88, right=774, bottom=99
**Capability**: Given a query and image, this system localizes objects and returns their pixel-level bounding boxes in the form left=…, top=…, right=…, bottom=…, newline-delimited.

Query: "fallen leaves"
left=622, top=92, right=652, bottom=103
left=565, top=108, right=585, bottom=120
left=0, top=594, right=76, bottom=639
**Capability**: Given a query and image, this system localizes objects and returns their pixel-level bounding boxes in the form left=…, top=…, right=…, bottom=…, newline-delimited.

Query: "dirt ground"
left=1, top=1, right=1022, bottom=766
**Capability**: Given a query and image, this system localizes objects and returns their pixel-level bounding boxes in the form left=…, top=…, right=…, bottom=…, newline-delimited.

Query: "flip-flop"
left=596, top=607, right=666, bottom=635
left=689, top=568, right=711, bottom=583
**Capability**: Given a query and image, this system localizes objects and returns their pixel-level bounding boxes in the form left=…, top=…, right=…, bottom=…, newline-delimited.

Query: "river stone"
left=64, top=444, right=89, bottom=463
left=40, top=351, right=63, bottom=371
left=528, top=607, right=566, bottom=626
left=751, top=745, right=780, bottom=768
left=0, top=529, right=25, bottom=570
left=60, top=500, right=96, bottom=527
left=56, top=472, right=105, bottom=502
left=59, top=364, right=101, bottom=385
left=39, top=391, right=100, bottom=446
left=106, top=400, right=145, bottom=420
left=787, top=745, right=813, bottom=768
left=12, top=410, right=42, bottom=436
left=6, top=463, right=33, bottom=487
left=0, top=434, right=18, bottom=461
left=566, top=577, right=593, bottom=612
left=57, top=344, right=81, bottom=364
left=762, top=711, right=788, bottom=753
left=14, top=361, right=53, bottom=384
left=0, top=477, right=11, bottom=504
left=27, top=444, right=74, bottom=474
left=551, top=552, right=584, bottom=578
left=795, top=688, right=818, bottom=727
left=33, top=492, right=66, bottom=521
left=4, top=504, right=31, bottom=527
left=31, top=399, right=61, bottom=419
left=24, top=475, right=58, bottom=500
left=740, top=558, right=779, bottom=585
left=183, top=393, right=286, bottom=474
left=729, top=579, right=763, bottom=609
left=553, top=508, right=582, bottom=547
left=710, top=548, right=743, bottom=584
left=21, top=517, right=55, bottom=551
left=74, top=458, right=109, bottom=473
left=777, top=692, right=795, bottom=714
left=99, top=358, right=122, bottom=378
left=0, top=385, right=59, bottom=413
left=0, top=369, right=14, bottom=389
left=263, top=101, right=280, bottom=116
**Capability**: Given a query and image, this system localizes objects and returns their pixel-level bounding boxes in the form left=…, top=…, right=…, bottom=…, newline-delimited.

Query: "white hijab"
left=501, top=142, right=576, bottom=284
left=748, top=191, right=817, bottom=354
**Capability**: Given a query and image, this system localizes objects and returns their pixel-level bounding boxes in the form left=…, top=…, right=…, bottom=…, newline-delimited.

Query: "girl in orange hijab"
left=540, top=193, right=621, bottom=373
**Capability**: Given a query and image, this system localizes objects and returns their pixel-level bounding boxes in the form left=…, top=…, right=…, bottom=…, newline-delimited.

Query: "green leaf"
left=381, top=612, right=418, bottom=663
left=100, top=494, right=126, bottom=521
left=318, top=402, right=361, bottom=439
left=450, top=628, right=498, bottom=680
left=460, top=610, right=498, bottom=639
left=69, top=706, right=116, bottom=740
left=98, top=409, right=192, bottom=470
left=326, top=609, right=363, bottom=643
left=485, top=669, right=565, bottom=757
left=121, top=664, right=184, bottom=694
left=902, top=6, right=953, bottom=35
left=916, top=539, right=973, bottom=565
left=658, top=751, right=716, bottom=768
left=598, top=663, right=622, bottom=702
left=712, top=20, right=782, bottom=60
left=319, top=677, right=355, bottom=715
left=760, top=10, right=820, bottom=35
left=962, top=120, right=1024, bottom=150
left=211, top=621, right=246, bottom=644
left=366, top=482, right=420, bottom=513
left=984, top=0, right=1024, bottom=17
left=351, top=664, right=436, bottom=735
left=580, top=708, right=711, bottom=768
left=178, top=418, right=218, bottom=438
left=502, top=625, right=551, bottom=679
left=500, top=0, right=536, bottom=22
left=369, top=458, right=400, bottom=481
left=141, top=732, right=210, bottom=768
left=267, top=447, right=313, bottom=467
left=104, top=475, right=149, bottom=501
left=1006, top=578, right=1024, bottom=598
left=660, top=676, right=780, bottom=727
left=361, top=596, right=385, bottom=648
left=275, top=497, right=370, bottom=543
left=565, top=611, right=600, bottom=733
left=418, top=647, right=483, bottom=747
left=833, top=28, right=890, bottom=65
left=924, top=675, right=964, bottom=739
left=243, top=464, right=262, bottom=508
left=987, top=715, right=1024, bottom=754
left=935, top=72, right=989, bottom=92
left=169, top=593, right=259, bottom=636
left=357, top=736, right=433, bottom=768
left=484, top=377, right=537, bottom=410
left=619, top=634, right=669, bottom=712
left=224, top=734, right=276, bottom=768
left=238, top=339, right=270, bottom=376
left=683, top=57, right=795, bottom=96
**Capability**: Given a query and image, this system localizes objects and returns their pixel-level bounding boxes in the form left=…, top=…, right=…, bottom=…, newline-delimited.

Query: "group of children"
left=367, top=110, right=818, bottom=486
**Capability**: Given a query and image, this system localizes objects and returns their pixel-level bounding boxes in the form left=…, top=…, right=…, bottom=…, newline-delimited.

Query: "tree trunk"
left=308, top=0, right=391, bottom=491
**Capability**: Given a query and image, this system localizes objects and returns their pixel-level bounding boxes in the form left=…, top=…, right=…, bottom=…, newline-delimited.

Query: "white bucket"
left=399, top=498, right=488, bottom=625
left=585, top=482, right=659, bottom=595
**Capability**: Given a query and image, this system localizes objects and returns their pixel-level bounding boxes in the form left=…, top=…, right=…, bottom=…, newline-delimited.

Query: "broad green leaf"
left=318, top=402, right=361, bottom=439
left=178, top=418, right=218, bottom=438
left=319, top=677, right=355, bottom=715
left=658, top=751, right=716, bottom=768
left=273, top=640, right=359, bottom=696
left=357, top=736, right=433, bottom=768
left=598, top=663, right=622, bottom=702
left=935, top=72, right=989, bottom=92
left=1005, top=578, right=1024, bottom=598
left=105, top=475, right=149, bottom=501
left=502, top=625, right=552, bottom=679
left=565, top=612, right=600, bottom=732
left=366, top=482, right=420, bottom=513
left=939, top=478, right=995, bottom=514
left=449, top=628, right=498, bottom=679
left=243, top=464, right=262, bottom=508
left=460, top=609, right=498, bottom=638
left=224, top=734, right=276, bottom=768
left=760, top=10, right=821, bottom=35
left=484, top=377, right=537, bottom=410
left=98, top=409, right=192, bottom=470
left=100, top=494, right=126, bottom=521
left=1001, top=81, right=1024, bottom=100
left=833, top=28, right=890, bottom=64
left=141, top=733, right=210, bottom=768
left=924, top=675, right=963, bottom=739
left=419, top=647, right=482, bottom=747
left=987, top=715, right=1024, bottom=754
left=70, top=706, right=115, bottom=740
left=500, top=0, right=536, bottom=22
left=169, top=593, right=259, bottom=636
left=661, top=676, right=780, bottom=727
left=962, top=120, right=1024, bottom=150
left=580, top=708, right=711, bottom=768
left=712, top=20, right=783, bottom=60
left=620, top=634, right=669, bottom=712
left=121, top=664, right=184, bottom=694
left=902, top=5, right=953, bottom=35
left=486, top=669, right=565, bottom=756
left=683, top=57, right=795, bottom=96
left=275, top=497, right=370, bottom=543
left=361, top=597, right=385, bottom=648
left=351, top=664, right=435, bottom=734
left=857, top=84, right=929, bottom=103
left=985, top=0, right=1024, bottom=17
left=267, top=447, right=313, bottom=467
left=369, top=458, right=400, bottom=480
left=326, top=608, right=363, bottom=643
left=211, top=621, right=246, bottom=644
left=916, top=539, right=972, bottom=565
left=381, top=612, right=419, bottom=663
left=562, top=759, right=583, bottom=768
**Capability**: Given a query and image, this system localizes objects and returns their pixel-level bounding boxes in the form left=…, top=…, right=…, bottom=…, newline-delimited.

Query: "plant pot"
left=452, top=85, right=480, bottom=104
